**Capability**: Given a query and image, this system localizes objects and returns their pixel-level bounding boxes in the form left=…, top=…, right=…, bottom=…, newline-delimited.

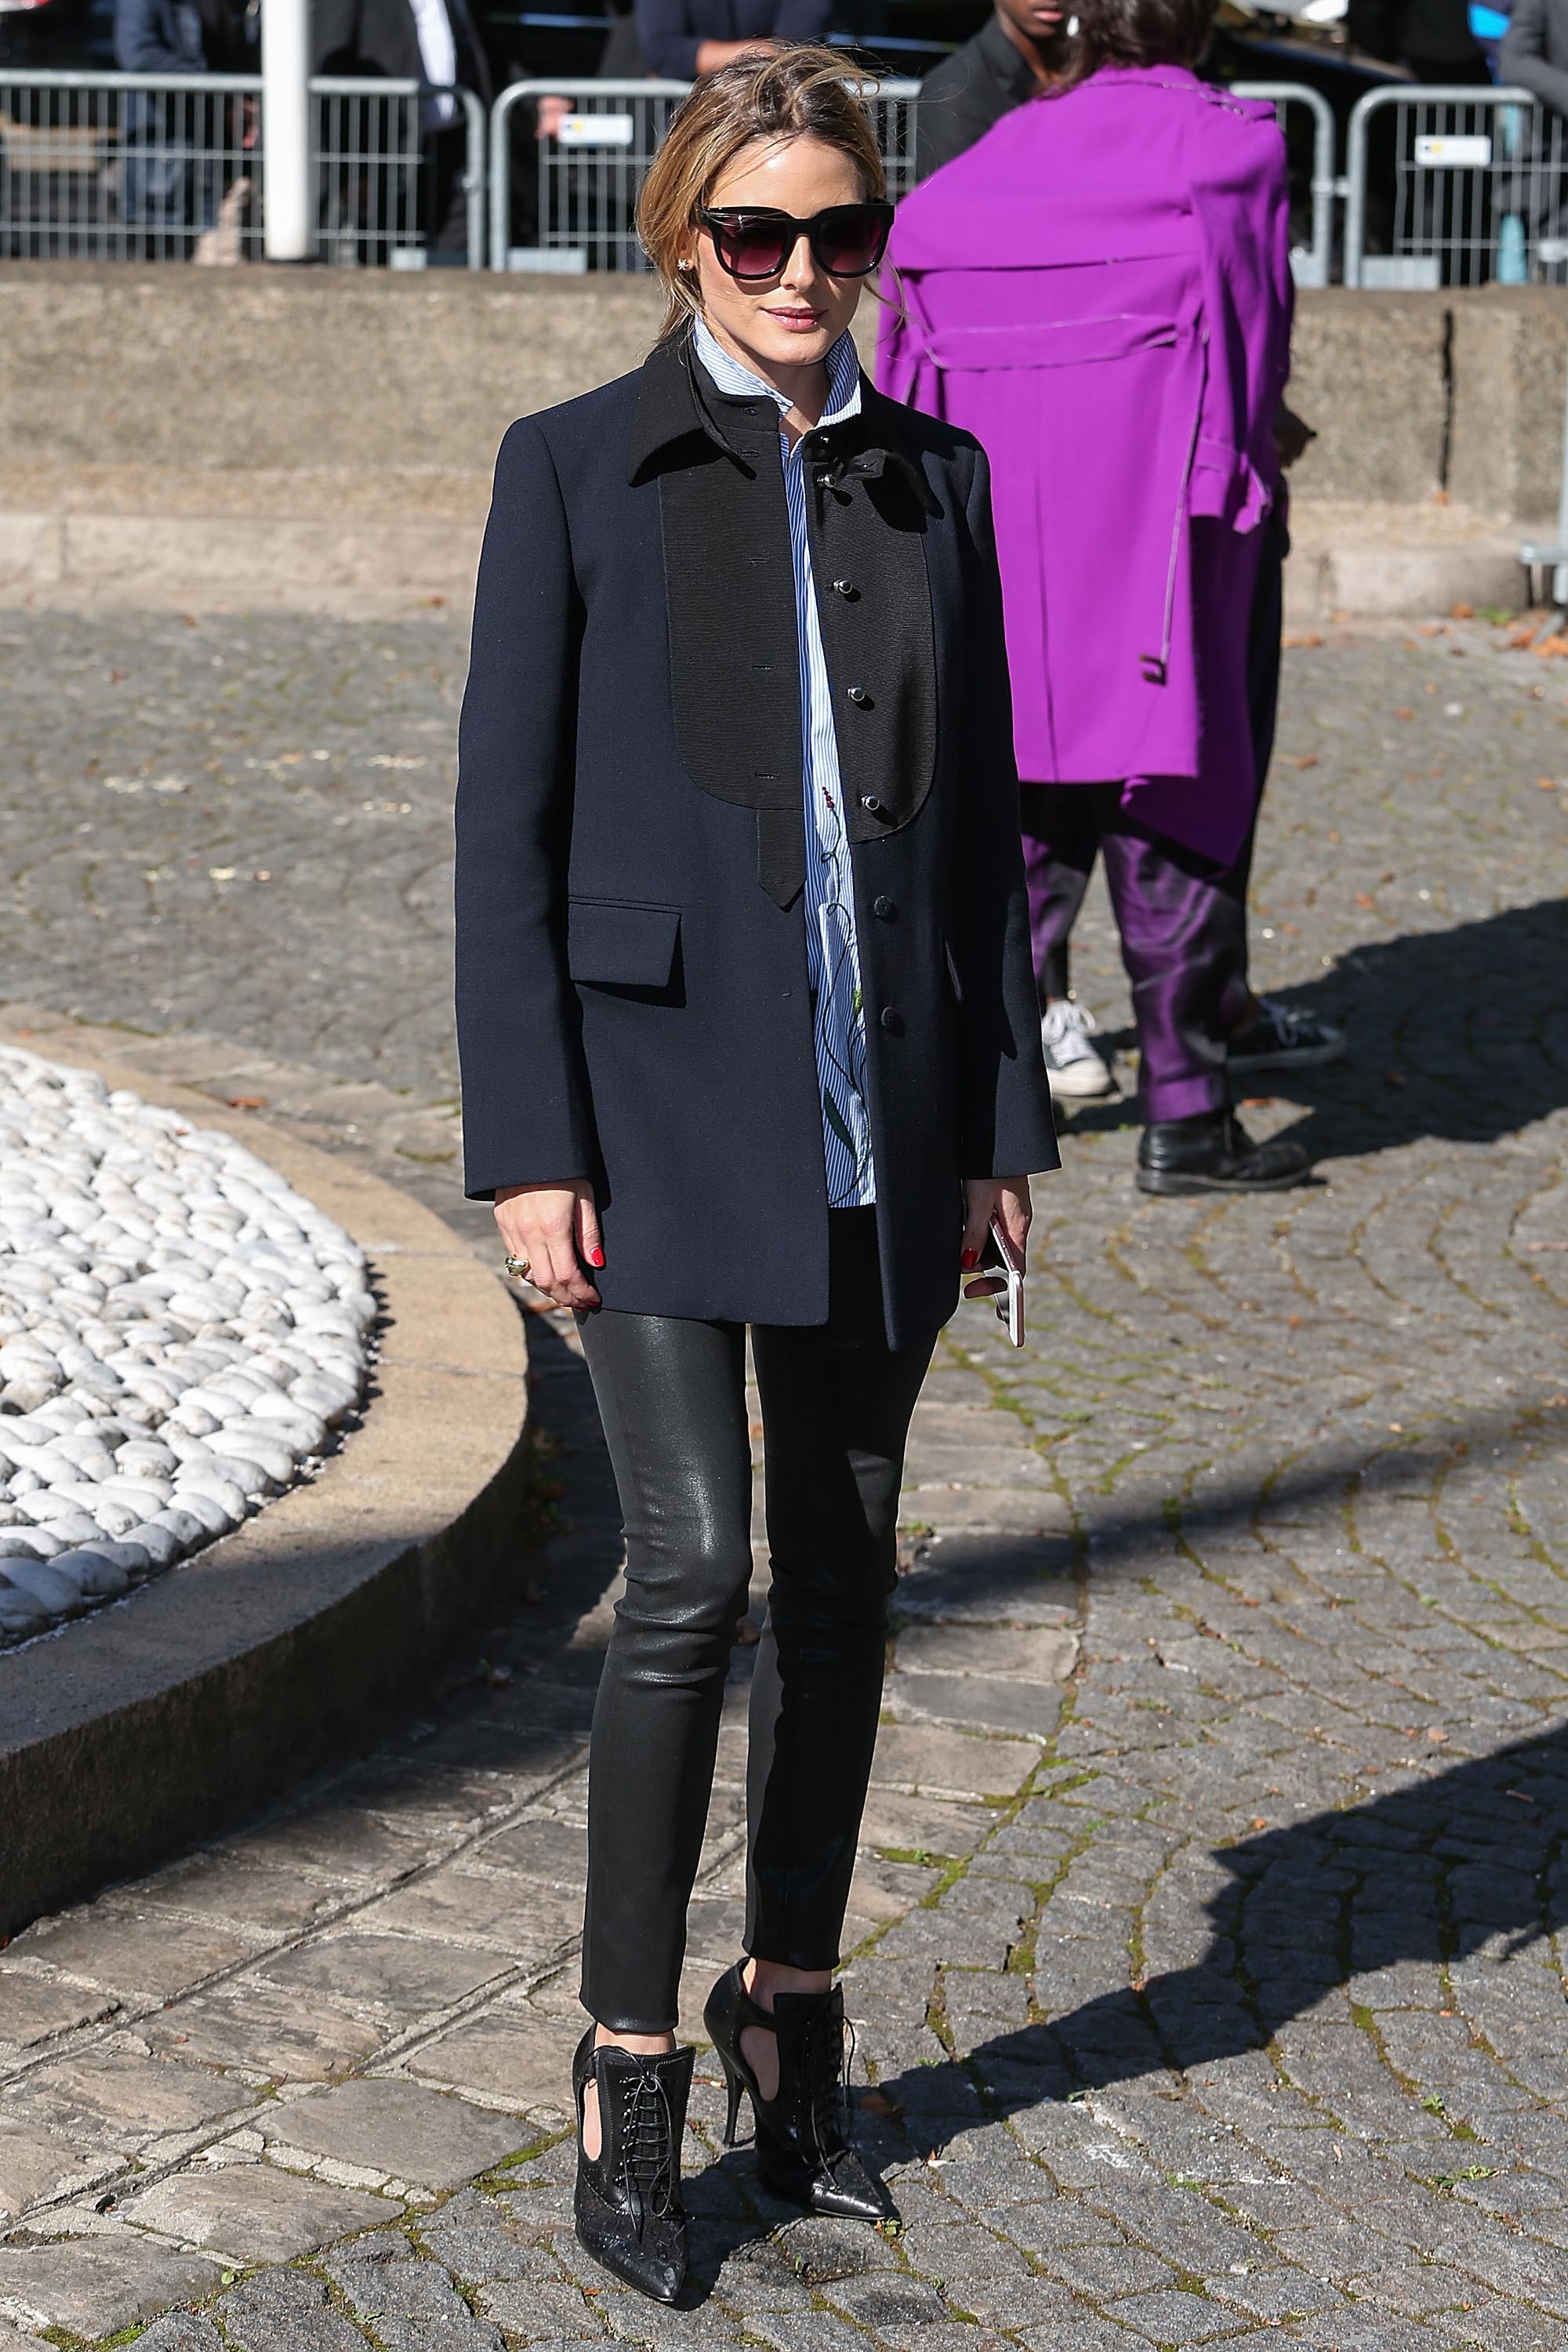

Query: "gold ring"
left=504, top=1254, right=532, bottom=1281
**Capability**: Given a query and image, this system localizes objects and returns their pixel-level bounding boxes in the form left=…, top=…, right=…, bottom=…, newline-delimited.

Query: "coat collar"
left=626, top=325, right=938, bottom=512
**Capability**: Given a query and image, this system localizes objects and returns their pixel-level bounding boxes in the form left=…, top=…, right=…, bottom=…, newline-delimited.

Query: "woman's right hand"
left=495, top=1181, right=603, bottom=1313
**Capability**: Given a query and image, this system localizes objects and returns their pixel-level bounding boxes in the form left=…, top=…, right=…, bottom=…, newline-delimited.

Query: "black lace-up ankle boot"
left=703, top=1963, right=893, bottom=2222
left=572, top=2026, right=693, bottom=2303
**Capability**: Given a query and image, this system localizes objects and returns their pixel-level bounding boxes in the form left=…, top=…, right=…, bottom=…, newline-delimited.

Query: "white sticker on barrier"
left=1414, top=133, right=1493, bottom=166
left=557, top=114, right=636, bottom=147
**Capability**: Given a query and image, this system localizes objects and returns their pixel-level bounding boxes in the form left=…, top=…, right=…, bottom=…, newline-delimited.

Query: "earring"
left=678, top=259, right=694, bottom=271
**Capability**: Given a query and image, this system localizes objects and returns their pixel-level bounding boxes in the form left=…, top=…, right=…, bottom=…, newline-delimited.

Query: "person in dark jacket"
left=634, top=0, right=830, bottom=79
left=314, top=0, right=492, bottom=257
left=114, top=0, right=256, bottom=248
left=1502, top=0, right=1568, bottom=129
left=454, top=47, right=1056, bottom=2308
left=913, top=0, right=1069, bottom=180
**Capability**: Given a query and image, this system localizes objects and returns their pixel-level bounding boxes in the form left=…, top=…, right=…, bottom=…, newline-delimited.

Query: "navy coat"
left=454, top=330, right=1058, bottom=1348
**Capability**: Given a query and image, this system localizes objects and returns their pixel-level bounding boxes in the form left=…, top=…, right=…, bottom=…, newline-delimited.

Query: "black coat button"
left=847, top=685, right=868, bottom=705
left=860, top=793, right=883, bottom=813
left=880, top=1007, right=903, bottom=1034
left=873, top=895, right=895, bottom=920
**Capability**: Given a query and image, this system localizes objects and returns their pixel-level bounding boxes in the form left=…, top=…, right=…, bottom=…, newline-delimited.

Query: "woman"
left=880, top=0, right=1311, bottom=1195
left=454, top=48, right=1056, bottom=2306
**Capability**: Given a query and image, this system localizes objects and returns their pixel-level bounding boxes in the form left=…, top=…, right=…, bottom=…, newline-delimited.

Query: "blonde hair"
left=637, top=46, right=887, bottom=339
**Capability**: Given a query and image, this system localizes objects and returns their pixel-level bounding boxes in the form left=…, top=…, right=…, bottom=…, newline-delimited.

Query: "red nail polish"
left=960, top=1248, right=979, bottom=1269
left=590, top=1247, right=605, bottom=1269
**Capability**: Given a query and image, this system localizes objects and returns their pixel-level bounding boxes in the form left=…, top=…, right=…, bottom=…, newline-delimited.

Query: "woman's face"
left=688, top=133, right=868, bottom=378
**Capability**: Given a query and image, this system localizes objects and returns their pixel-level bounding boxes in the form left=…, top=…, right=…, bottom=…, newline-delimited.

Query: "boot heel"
left=719, top=2052, right=746, bottom=2147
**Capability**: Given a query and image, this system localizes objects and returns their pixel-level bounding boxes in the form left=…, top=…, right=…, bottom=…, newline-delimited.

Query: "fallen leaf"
left=1356, top=891, right=1376, bottom=909
left=1291, top=753, right=1319, bottom=770
left=1450, top=598, right=1474, bottom=617
left=1417, top=622, right=1447, bottom=637
left=1282, top=632, right=1323, bottom=648
left=1243, top=1096, right=1277, bottom=1109
left=1537, top=776, right=1559, bottom=790
left=1251, top=1817, right=1269, bottom=1829
left=1532, top=634, right=1568, bottom=658
left=1395, top=706, right=1414, bottom=720
left=226, top=1094, right=267, bottom=1111
left=1506, top=625, right=1538, bottom=648
left=1427, top=1726, right=1449, bottom=1743
left=859, top=2089, right=902, bottom=2118
left=1385, top=1069, right=1406, bottom=1088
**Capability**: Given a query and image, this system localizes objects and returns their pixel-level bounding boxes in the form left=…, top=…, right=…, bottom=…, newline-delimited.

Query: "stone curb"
left=0, top=1030, right=528, bottom=1939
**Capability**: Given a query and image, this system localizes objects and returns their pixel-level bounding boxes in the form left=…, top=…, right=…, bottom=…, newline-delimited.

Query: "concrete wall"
left=2, top=267, right=1565, bottom=515
left=1447, top=287, right=1568, bottom=521
left=1287, top=292, right=1454, bottom=508
left=0, top=266, right=667, bottom=475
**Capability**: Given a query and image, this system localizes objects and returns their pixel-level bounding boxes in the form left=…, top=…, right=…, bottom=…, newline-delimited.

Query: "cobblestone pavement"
left=1, top=609, right=1567, bottom=2350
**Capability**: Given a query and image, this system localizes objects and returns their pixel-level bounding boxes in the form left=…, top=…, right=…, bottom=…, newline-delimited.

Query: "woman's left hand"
left=961, top=1176, right=1033, bottom=1274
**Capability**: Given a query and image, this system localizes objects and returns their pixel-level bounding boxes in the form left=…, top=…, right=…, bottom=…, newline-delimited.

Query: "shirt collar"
left=692, top=316, right=863, bottom=430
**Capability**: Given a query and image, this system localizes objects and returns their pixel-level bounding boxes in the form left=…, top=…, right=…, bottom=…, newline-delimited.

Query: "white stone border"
left=0, top=1046, right=376, bottom=1644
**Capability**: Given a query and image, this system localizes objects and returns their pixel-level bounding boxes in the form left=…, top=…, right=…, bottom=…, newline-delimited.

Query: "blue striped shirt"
left=693, top=321, right=876, bottom=1209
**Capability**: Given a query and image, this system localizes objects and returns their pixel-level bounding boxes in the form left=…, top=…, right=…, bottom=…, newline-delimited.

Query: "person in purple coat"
left=880, top=0, right=1317, bottom=1193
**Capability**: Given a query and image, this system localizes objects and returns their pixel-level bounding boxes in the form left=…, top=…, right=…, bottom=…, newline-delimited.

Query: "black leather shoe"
left=1136, top=1109, right=1311, bottom=1196
left=703, top=1963, right=894, bottom=2223
left=572, top=2025, right=692, bottom=2303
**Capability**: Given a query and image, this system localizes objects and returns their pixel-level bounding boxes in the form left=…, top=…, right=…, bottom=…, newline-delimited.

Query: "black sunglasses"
left=697, top=201, right=895, bottom=283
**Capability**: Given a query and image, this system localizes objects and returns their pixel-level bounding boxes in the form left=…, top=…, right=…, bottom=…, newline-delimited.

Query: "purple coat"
left=878, top=66, right=1293, bottom=862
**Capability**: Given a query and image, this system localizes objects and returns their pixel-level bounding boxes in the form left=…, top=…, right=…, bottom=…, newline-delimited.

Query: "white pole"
left=262, top=0, right=313, bottom=262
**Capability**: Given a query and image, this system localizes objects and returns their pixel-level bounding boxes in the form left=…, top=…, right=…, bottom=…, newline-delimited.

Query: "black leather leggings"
left=576, top=1209, right=935, bottom=2034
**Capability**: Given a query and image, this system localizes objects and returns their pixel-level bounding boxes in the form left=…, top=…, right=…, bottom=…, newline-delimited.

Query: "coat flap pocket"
left=567, top=898, right=681, bottom=989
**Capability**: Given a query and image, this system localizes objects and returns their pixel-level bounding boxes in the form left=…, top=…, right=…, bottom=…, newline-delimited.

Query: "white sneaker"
left=1040, top=999, right=1116, bottom=1099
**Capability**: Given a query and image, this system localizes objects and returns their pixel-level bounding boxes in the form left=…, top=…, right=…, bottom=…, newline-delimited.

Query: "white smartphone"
left=962, top=1218, right=1025, bottom=1347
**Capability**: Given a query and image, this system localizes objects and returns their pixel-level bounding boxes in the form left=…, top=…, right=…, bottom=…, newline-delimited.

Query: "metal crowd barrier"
left=1231, top=79, right=1338, bottom=289
left=490, top=74, right=919, bottom=274
left=0, top=71, right=485, bottom=266
left=491, top=74, right=1334, bottom=281
left=1343, top=82, right=1568, bottom=289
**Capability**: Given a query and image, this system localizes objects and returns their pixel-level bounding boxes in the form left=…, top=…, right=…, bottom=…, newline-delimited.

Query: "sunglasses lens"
left=713, top=216, right=789, bottom=278
left=815, top=208, right=886, bottom=275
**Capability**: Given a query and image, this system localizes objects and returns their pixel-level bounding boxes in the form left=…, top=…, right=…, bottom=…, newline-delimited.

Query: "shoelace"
left=797, top=2007, right=857, bottom=2170
left=615, top=2063, right=678, bottom=2230
left=1256, top=998, right=1312, bottom=1047
left=1041, top=1000, right=1099, bottom=1050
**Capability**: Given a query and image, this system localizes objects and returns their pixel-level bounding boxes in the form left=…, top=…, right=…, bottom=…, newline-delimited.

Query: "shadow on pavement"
left=1257, top=897, right=1568, bottom=1165
left=895, top=1403, right=1562, bottom=1622
left=1056, top=898, right=1568, bottom=1163
left=871, top=1717, right=1568, bottom=2156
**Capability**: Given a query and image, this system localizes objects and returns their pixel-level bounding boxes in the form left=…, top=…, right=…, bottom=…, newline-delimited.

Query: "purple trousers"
left=1018, top=515, right=1283, bottom=1126
left=1018, top=783, right=1256, bottom=1125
